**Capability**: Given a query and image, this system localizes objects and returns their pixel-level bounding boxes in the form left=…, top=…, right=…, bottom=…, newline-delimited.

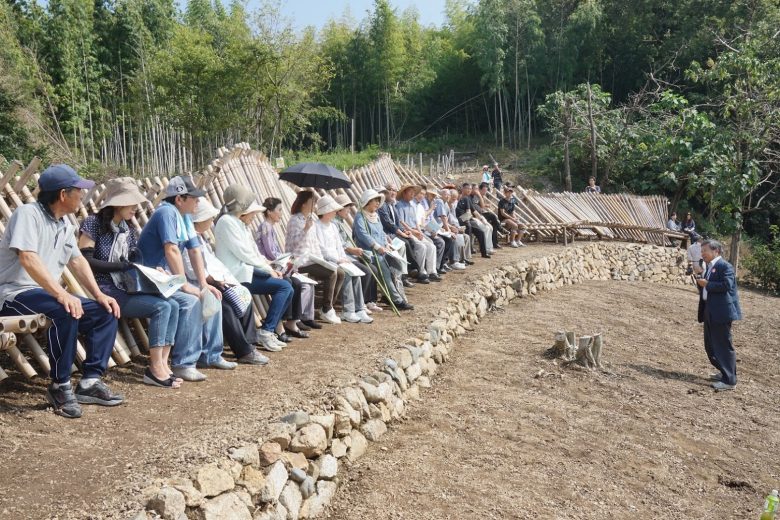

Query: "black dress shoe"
left=300, top=319, right=322, bottom=329
left=402, top=278, right=415, bottom=288
left=297, top=321, right=311, bottom=331
left=395, top=301, right=414, bottom=311
left=277, top=333, right=292, bottom=343
left=464, top=259, right=475, bottom=265
left=481, top=254, right=491, bottom=259
left=284, top=327, right=310, bottom=339
left=494, top=244, right=502, bottom=249
left=416, top=276, right=430, bottom=284
left=429, top=273, right=443, bottom=282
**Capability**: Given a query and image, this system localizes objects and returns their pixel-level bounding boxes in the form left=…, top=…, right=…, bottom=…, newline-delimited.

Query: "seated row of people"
left=0, top=164, right=524, bottom=418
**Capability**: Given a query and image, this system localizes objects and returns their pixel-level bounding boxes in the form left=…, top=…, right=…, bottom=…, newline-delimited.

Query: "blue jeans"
left=121, top=294, right=179, bottom=348
left=0, top=288, right=118, bottom=383
left=168, top=291, right=203, bottom=368
left=243, top=269, right=294, bottom=332
left=199, top=307, right=225, bottom=366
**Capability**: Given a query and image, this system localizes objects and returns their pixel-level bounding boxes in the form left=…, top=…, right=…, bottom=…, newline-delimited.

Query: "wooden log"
left=0, top=364, right=8, bottom=381
left=574, top=335, right=596, bottom=369
left=1, top=333, right=37, bottom=379
left=0, top=316, right=36, bottom=334
left=20, top=334, right=51, bottom=374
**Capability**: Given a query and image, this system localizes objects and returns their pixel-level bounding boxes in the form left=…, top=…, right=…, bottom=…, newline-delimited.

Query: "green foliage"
left=743, top=226, right=780, bottom=293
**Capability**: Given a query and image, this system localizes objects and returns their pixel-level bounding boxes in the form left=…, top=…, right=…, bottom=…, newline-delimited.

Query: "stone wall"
left=137, top=243, right=687, bottom=520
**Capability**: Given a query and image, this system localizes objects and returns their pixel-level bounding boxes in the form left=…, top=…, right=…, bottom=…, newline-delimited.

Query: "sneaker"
left=464, top=259, right=475, bottom=265
left=172, top=366, right=208, bottom=382
left=46, top=383, right=82, bottom=419
left=299, top=320, right=322, bottom=330
left=708, top=373, right=722, bottom=381
left=367, top=302, right=383, bottom=312
left=510, top=241, right=519, bottom=248
left=341, top=311, right=361, bottom=323
left=198, top=357, right=237, bottom=370
left=450, top=262, right=466, bottom=270
left=395, top=301, right=414, bottom=311
left=440, top=265, right=452, bottom=273
left=257, top=330, right=284, bottom=351
left=357, top=310, right=374, bottom=324
left=402, top=278, right=416, bottom=288
left=517, top=241, right=526, bottom=247
left=711, top=381, right=735, bottom=391
left=428, top=273, right=443, bottom=282
left=321, top=308, right=342, bottom=324
left=415, top=275, right=430, bottom=284
left=238, top=351, right=270, bottom=365
left=75, top=380, right=125, bottom=406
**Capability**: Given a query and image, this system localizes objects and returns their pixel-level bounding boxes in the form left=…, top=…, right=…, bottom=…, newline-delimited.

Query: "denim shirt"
left=352, top=211, right=387, bottom=251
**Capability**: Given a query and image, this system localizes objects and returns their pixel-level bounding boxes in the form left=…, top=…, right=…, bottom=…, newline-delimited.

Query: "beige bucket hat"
left=192, top=198, right=220, bottom=223
left=333, top=194, right=354, bottom=208
left=99, top=177, right=148, bottom=209
left=224, top=184, right=263, bottom=216
left=315, top=195, right=344, bottom=216
left=359, top=189, right=385, bottom=208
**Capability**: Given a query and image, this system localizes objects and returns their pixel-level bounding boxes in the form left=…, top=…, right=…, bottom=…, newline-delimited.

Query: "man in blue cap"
left=0, top=164, right=124, bottom=418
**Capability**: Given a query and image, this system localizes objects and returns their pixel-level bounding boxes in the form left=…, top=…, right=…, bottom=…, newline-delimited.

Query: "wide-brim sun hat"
left=360, top=189, right=385, bottom=209
left=334, top=194, right=354, bottom=208
left=224, top=184, right=260, bottom=216
left=397, top=184, right=422, bottom=197
left=192, top=198, right=220, bottom=223
left=99, top=177, right=148, bottom=209
left=315, top=195, right=344, bottom=215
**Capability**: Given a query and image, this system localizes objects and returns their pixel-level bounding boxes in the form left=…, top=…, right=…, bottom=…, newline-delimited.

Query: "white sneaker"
left=340, top=311, right=361, bottom=323
left=517, top=241, right=526, bottom=247
left=321, top=308, right=342, bottom=324
left=257, top=330, right=283, bottom=352
left=357, top=310, right=374, bottom=324
left=450, top=262, right=466, bottom=270
left=367, top=302, right=383, bottom=312
left=510, top=241, right=519, bottom=248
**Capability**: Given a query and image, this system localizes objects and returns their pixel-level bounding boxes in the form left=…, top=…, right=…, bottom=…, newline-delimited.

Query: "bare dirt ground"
left=329, top=281, right=780, bottom=519
left=0, top=244, right=562, bottom=520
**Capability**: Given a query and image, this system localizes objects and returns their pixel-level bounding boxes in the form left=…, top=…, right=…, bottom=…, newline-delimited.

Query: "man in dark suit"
left=696, top=239, right=742, bottom=390
left=377, top=185, right=415, bottom=287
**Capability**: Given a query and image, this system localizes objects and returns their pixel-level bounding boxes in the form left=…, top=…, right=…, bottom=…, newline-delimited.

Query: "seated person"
left=395, top=184, right=440, bottom=283
left=0, top=164, right=123, bottom=418
left=214, top=184, right=293, bottom=352
left=455, top=183, right=490, bottom=258
left=256, top=197, right=317, bottom=335
left=79, top=177, right=182, bottom=388
left=189, top=199, right=269, bottom=365
left=315, top=196, right=373, bottom=324
left=682, top=212, right=696, bottom=235
left=137, top=175, right=225, bottom=382
left=353, top=189, right=413, bottom=311
left=447, top=188, right=474, bottom=265
left=474, top=182, right=502, bottom=249
left=497, top=185, right=527, bottom=248
left=667, top=212, right=681, bottom=232
left=421, top=188, right=453, bottom=274
left=377, top=185, right=414, bottom=287
left=285, top=190, right=344, bottom=324
left=333, top=194, right=382, bottom=313
left=434, top=189, right=466, bottom=270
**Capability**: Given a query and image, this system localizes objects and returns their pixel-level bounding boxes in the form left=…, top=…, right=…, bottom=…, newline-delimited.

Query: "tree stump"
left=551, top=330, right=576, bottom=360
left=549, top=331, right=604, bottom=370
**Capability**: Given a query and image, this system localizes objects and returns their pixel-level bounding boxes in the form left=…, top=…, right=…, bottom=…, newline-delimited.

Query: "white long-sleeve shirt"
left=315, top=219, right=348, bottom=264
left=214, top=213, right=273, bottom=283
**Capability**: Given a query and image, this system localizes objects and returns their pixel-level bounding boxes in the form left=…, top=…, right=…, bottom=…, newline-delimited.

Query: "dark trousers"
left=466, top=220, right=488, bottom=256
left=285, top=275, right=304, bottom=320
left=483, top=211, right=501, bottom=246
left=353, top=261, right=378, bottom=303
left=0, top=288, right=117, bottom=383
left=703, top=311, right=737, bottom=385
left=397, top=235, right=418, bottom=273
left=299, top=263, right=344, bottom=311
left=221, top=299, right=257, bottom=359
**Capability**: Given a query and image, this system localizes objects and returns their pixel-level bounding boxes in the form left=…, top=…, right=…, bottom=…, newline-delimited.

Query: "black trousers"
left=466, top=220, right=488, bottom=256
left=221, top=300, right=257, bottom=359
left=353, top=260, right=378, bottom=303
left=703, top=311, right=737, bottom=385
left=482, top=211, right=501, bottom=246
left=285, top=275, right=304, bottom=320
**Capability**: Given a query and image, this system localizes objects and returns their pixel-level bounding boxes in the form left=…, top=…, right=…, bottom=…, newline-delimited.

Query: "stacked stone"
left=138, top=243, right=687, bottom=520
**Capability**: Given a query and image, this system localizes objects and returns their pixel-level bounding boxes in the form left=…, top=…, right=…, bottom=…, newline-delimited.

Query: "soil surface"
left=329, top=281, right=780, bottom=519
left=0, top=243, right=561, bottom=520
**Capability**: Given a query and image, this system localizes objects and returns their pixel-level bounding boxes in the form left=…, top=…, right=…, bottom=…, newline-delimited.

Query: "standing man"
left=137, top=175, right=225, bottom=382
left=0, top=164, right=124, bottom=418
left=696, top=239, right=742, bottom=391
left=491, top=163, right=503, bottom=191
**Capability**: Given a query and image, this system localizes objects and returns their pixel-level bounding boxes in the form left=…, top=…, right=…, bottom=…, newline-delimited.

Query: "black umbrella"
left=279, top=162, right=352, bottom=190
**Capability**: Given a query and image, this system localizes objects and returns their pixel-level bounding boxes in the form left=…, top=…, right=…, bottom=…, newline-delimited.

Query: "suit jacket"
left=377, top=202, right=400, bottom=236
left=698, top=258, right=742, bottom=324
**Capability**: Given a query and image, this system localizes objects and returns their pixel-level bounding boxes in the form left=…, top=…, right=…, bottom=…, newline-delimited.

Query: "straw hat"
left=359, top=189, right=385, bottom=209
left=397, top=183, right=422, bottom=198
left=315, top=195, right=343, bottom=215
left=192, top=198, right=220, bottom=223
left=100, top=177, right=147, bottom=209
left=224, top=184, right=263, bottom=216
left=334, top=194, right=354, bottom=207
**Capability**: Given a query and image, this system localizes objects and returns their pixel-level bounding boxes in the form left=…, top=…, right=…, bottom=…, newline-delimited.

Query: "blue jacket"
left=698, top=258, right=742, bottom=324
left=377, top=202, right=400, bottom=236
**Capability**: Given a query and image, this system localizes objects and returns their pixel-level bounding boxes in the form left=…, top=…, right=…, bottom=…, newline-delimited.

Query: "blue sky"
left=250, top=0, right=449, bottom=31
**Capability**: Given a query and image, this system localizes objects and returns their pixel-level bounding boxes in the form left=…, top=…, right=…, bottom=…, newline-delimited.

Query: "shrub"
left=743, top=225, right=780, bottom=293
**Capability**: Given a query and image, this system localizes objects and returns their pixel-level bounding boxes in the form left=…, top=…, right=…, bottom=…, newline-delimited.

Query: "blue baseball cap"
left=38, top=164, right=95, bottom=192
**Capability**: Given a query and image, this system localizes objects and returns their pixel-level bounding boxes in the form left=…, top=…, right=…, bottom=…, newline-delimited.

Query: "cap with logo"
left=165, top=176, right=206, bottom=198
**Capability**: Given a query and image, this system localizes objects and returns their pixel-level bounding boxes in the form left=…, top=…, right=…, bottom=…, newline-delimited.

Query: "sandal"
left=143, top=368, right=176, bottom=388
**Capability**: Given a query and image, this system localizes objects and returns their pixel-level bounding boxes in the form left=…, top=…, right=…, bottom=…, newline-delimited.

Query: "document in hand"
left=390, top=237, right=405, bottom=250
left=291, top=272, right=318, bottom=285
left=307, top=255, right=338, bottom=272
left=457, top=210, right=474, bottom=223
left=424, top=219, right=442, bottom=235
left=384, top=249, right=409, bottom=271
left=338, top=261, right=365, bottom=277
left=127, top=264, right=186, bottom=298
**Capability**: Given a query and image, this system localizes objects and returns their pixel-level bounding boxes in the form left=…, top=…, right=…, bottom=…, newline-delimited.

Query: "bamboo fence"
left=0, top=144, right=684, bottom=381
